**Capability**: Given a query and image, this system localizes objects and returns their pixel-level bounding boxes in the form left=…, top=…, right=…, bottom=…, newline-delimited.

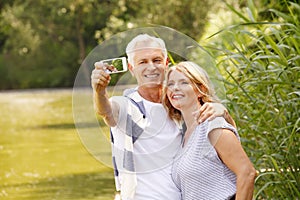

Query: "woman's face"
left=166, top=69, right=200, bottom=111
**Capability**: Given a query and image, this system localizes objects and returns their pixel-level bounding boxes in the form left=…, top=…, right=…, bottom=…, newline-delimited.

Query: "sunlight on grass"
left=0, top=89, right=116, bottom=200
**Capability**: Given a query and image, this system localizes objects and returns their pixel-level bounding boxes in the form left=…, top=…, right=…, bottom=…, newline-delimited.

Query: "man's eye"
left=154, top=59, right=162, bottom=63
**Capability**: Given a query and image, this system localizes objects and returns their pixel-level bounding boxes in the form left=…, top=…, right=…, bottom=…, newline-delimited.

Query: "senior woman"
left=163, top=61, right=256, bottom=200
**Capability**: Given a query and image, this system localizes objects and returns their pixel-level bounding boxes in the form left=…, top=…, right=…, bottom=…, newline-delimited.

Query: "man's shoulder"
left=110, top=87, right=137, bottom=102
left=123, top=88, right=136, bottom=96
left=110, top=95, right=127, bottom=103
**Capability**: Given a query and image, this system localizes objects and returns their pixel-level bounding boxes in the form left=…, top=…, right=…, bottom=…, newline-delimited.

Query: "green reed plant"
left=205, top=0, right=299, bottom=199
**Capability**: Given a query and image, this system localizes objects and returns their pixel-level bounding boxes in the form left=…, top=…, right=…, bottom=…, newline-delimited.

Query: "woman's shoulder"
left=207, top=117, right=238, bottom=136
left=208, top=116, right=227, bottom=127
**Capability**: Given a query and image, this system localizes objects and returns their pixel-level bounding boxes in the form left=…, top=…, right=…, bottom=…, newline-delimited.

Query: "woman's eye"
left=167, top=82, right=174, bottom=87
left=181, top=81, right=189, bottom=85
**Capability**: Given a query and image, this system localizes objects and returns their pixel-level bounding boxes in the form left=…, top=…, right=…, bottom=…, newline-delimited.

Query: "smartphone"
left=101, top=57, right=128, bottom=74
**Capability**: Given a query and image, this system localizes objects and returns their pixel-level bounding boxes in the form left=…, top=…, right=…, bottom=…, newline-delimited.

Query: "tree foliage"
left=0, top=0, right=213, bottom=89
left=0, top=0, right=117, bottom=89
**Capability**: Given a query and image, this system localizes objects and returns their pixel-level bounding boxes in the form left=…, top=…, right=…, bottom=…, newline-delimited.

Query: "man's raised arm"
left=91, top=62, right=118, bottom=127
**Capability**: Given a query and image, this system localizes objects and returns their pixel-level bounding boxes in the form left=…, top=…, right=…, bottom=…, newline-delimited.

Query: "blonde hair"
left=162, top=61, right=220, bottom=122
left=126, top=34, right=168, bottom=66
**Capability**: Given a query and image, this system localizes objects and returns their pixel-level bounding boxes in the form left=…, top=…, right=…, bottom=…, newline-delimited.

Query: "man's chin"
left=140, top=82, right=163, bottom=89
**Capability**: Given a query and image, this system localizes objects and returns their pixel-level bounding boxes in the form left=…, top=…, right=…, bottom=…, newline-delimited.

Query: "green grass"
left=0, top=89, right=116, bottom=200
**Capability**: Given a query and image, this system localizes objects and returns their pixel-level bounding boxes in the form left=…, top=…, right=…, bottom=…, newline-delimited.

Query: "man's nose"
left=147, top=62, right=156, bottom=69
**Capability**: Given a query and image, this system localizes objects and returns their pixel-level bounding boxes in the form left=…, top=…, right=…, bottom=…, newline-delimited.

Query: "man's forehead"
left=133, top=48, right=165, bottom=59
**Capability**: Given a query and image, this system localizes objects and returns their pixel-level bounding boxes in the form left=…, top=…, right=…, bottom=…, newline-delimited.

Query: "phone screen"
left=102, top=57, right=128, bottom=74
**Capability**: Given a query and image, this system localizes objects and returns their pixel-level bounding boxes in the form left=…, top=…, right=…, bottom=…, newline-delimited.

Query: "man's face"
left=130, top=48, right=167, bottom=88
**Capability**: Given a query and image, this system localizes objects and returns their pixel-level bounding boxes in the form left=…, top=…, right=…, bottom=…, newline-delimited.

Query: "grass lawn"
left=0, top=89, right=116, bottom=200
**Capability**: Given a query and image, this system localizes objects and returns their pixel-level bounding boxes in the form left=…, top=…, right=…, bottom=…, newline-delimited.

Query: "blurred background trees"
left=0, top=0, right=214, bottom=89
left=0, top=0, right=298, bottom=89
left=0, top=0, right=116, bottom=89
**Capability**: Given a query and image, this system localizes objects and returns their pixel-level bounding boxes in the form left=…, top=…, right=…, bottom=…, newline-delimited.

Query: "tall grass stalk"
left=206, top=0, right=299, bottom=198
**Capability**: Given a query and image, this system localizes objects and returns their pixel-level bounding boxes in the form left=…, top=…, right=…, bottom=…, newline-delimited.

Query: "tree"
left=99, top=0, right=213, bottom=41
left=0, top=0, right=117, bottom=89
left=0, top=0, right=227, bottom=89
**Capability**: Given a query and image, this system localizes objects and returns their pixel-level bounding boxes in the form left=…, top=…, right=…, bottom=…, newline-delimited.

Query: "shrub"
left=207, top=1, right=300, bottom=198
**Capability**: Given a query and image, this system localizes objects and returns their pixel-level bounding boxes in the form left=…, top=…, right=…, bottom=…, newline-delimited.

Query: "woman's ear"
left=200, top=84, right=206, bottom=93
left=195, top=84, right=207, bottom=98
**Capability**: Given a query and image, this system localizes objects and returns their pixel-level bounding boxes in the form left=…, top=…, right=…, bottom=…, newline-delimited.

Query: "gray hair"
left=125, top=34, right=167, bottom=66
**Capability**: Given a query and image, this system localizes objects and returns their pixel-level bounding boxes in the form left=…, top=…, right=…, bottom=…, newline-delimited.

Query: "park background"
left=0, top=0, right=299, bottom=199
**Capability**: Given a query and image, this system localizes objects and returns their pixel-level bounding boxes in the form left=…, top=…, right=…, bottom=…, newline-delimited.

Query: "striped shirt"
left=172, top=117, right=238, bottom=200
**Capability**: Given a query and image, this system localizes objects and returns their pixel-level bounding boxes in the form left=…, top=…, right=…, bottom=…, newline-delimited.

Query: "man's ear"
left=128, top=63, right=134, bottom=76
left=165, top=57, right=169, bottom=68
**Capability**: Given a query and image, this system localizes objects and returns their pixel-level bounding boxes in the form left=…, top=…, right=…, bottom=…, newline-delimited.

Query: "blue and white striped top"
left=172, top=117, right=238, bottom=200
